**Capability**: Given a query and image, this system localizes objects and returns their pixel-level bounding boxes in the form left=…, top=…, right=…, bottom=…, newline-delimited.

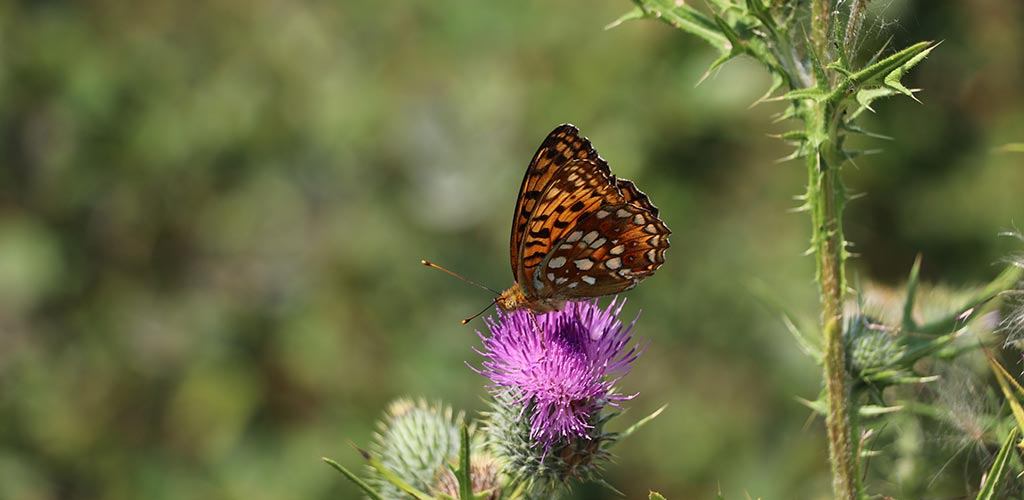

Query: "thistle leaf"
left=701, top=52, right=741, bottom=84
left=848, top=41, right=933, bottom=88
left=799, top=395, right=903, bottom=419
left=984, top=348, right=1024, bottom=437
left=595, top=478, right=626, bottom=497
left=322, top=457, right=387, bottom=500
left=629, top=0, right=730, bottom=53
left=839, top=148, right=884, bottom=160
left=712, top=14, right=746, bottom=54
left=826, top=61, right=856, bottom=79
left=974, top=428, right=1020, bottom=500
left=783, top=86, right=831, bottom=102
left=748, top=279, right=822, bottom=359
left=902, top=254, right=922, bottom=331
left=618, top=404, right=667, bottom=441
left=751, top=70, right=787, bottom=107
left=884, top=41, right=940, bottom=99
left=842, top=121, right=893, bottom=141
left=605, top=6, right=646, bottom=30
left=915, top=263, right=1023, bottom=335
left=858, top=404, right=905, bottom=417
left=851, top=86, right=899, bottom=118
left=457, top=425, right=473, bottom=500
left=745, top=0, right=777, bottom=36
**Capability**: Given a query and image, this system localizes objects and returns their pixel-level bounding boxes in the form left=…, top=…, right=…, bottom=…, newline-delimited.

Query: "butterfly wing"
left=616, top=178, right=660, bottom=217
left=510, top=124, right=671, bottom=305
left=510, top=124, right=606, bottom=286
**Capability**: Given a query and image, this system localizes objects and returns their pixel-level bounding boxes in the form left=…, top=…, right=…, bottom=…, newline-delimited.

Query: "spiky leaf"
left=848, top=41, right=934, bottom=88
left=323, top=457, right=387, bottom=500
left=626, top=0, right=730, bottom=53
left=974, top=428, right=1020, bottom=500
left=884, top=42, right=940, bottom=98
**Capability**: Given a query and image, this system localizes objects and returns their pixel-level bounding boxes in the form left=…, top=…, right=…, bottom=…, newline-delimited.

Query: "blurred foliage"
left=0, top=0, right=1022, bottom=499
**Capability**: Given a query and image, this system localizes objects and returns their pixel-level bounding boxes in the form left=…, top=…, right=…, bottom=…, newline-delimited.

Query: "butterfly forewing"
left=510, top=125, right=607, bottom=283
left=517, top=160, right=622, bottom=293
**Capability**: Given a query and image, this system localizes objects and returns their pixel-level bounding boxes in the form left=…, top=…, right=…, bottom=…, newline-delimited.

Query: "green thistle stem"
left=808, top=101, right=858, bottom=499
left=843, top=0, right=868, bottom=60
left=802, top=2, right=860, bottom=494
left=811, top=0, right=831, bottom=67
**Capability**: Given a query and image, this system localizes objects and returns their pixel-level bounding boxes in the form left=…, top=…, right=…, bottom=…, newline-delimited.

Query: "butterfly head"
left=496, top=282, right=566, bottom=314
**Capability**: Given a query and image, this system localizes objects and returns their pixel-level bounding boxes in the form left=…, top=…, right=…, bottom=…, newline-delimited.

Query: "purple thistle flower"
left=473, top=297, right=644, bottom=449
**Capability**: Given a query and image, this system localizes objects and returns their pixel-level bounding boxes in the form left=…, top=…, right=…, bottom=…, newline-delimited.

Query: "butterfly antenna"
left=461, top=299, right=498, bottom=325
left=420, top=260, right=501, bottom=294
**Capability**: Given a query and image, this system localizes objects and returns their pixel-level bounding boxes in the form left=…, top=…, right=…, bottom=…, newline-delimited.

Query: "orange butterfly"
left=496, top=124, right=670, bottom=313
left=425, top=124, right=670, bottom=319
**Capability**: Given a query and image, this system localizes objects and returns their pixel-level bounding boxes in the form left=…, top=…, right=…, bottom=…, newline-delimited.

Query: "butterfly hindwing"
left=536, top=192, right=670, bottom=298
left=615, top=178, right=660, bottom=217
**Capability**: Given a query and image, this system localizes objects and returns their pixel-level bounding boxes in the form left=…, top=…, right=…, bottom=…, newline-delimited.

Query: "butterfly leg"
left=528, top=311, right=548, bottom=354
left=571, top=308, right=587, bottom=336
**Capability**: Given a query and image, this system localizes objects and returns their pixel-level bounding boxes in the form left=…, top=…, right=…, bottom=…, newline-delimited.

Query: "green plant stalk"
left=843, top=0, right=868, bottom=61
left=810, top=0, right=830, bottom=65
left=807, top=3, right=859, bottom=497
left=815, top=153, right=859, bottom=500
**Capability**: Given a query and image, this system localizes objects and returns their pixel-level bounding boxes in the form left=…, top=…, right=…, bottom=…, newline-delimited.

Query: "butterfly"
left=494, top=124, right=671, bottom=313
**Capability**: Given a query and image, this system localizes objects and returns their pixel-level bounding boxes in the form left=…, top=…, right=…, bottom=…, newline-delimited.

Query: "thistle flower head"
left=844, top=313, right=906, bottom=378
left=368, top=399, right=462, bottom=499
left=474, top=297, right=643, bottom=449
left=483, top=389, right=621, bottom=497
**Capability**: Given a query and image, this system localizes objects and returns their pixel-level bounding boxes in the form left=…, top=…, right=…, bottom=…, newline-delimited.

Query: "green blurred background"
left=1, top=1, right=1022, bottom=498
